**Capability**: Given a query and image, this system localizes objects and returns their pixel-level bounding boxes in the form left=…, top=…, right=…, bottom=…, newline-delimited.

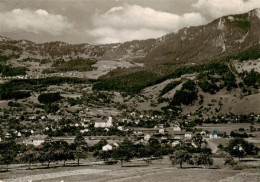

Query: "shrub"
left=171, top=90, right=197, bottom=106
left=160, top=81, right=181, bottom=96
left=38, top=92, right=62, bottom=104
left=0, top=90, right=31, bottom=100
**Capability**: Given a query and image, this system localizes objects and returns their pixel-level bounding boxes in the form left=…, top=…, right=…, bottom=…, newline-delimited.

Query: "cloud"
left=0, top=9, right=73, bottom=35
left=87, top=4, right=206, bottom=44
left=192, top=0, right=260, bottom=18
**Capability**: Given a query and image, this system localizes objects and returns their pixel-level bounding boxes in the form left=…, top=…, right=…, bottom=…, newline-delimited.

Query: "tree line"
left=0, top=136, right=258, bottom=171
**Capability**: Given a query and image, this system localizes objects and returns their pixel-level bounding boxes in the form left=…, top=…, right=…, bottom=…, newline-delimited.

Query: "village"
left=1, top=3, right=260, bottom=181
left=1, top=103, right=259, bottom=154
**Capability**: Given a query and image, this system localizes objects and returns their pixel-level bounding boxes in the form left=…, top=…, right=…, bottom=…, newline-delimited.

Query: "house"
left=173, top=131, right=192, bottom=139
left=173, top=125, right=182, bottom=131
left=81, top=122, right=89, bottom=128
left=158, top=124, right=164, bottom=128
left=80, top=129, right=89, bottom=133
left=130, top=112, right=136, bottom=117
left=159, top=129, right=165, bottom=134
left=184, top=133, right=192, bottom=138
left=102, top=142, right=119, bottom=151
left=200, top=131, right=207, bottom=136
left=144, top=134, right=151, bottom=141
left=210, top=130, right=218, bottom=138
left=94, top=117, right=113, bottom=128
left=5, top=132, right=11, bottom=138
left=172, top=141, right=180, bottom=147
left=102, top=144, right=113, bottom=151
left=23, top=135, right=53, bottom=146
left=117, top=126, right=123, bottom=131
left=130, top=128, right=158, bottom=134
left=29, top=116, right=36, bottom=120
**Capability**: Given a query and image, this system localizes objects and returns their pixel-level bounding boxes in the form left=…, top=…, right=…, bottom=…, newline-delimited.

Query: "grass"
left=1, top=157, right=258, bottom=182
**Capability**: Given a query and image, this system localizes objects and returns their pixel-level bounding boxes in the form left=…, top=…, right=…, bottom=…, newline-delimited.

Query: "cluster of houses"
left=1, top=113, right=222, bottom=153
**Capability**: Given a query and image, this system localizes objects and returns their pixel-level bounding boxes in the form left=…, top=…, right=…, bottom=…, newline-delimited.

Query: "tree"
left=39, top=142, right=58, bottom=168
left=56, top=141, right=74, bottom=166
left=170, top=149, right=192, bottom=168
left=193, top=153, right=213, bottom=168
left=38, top=92, right=62, bottom=104
left=20, top=149, right=37, bottom=170
left=224, top=155, right=237, bottom=166
left=112, top=139, right=134, bottom=166
left=98, top=151, right=112, bottom=162
left=226, top=138, right=258, bottom=161
left=0, top=140, right=19, bottom=171
left=72, top=134, right=88, bottom=166
left=94, top=139, right=108, bottom=151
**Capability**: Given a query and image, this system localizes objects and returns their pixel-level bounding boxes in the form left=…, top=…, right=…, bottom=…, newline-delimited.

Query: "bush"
left=44, top=103, right=59, bottom=113
left=160, top=81, right=181, bottom=96
left=182, top=80, right=196, bottom=92
left=224, top=155, right=237, bottom=166
left=198, top=80, right=219, bottom=94
left=171, top=90, right=197, bottom=106
left=0, top=65, right=27, bottom=76
left=242, top=70, right=260, bottom=88
left=0, top=90, right=31, bottom=100
left=38, top=92, right=62, bottom=104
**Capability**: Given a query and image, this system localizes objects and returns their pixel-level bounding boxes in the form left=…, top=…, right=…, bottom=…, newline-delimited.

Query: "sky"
left=0, top=0, right=259, bottom=44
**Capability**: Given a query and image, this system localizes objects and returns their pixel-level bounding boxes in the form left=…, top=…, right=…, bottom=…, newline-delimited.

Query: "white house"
left=94, top=117, right=113, bottom=128
left=29, top=116, right=36, bottom=120
left=200, top=131, right=207, bottom=136
left=173, top=125, right=182, bottom=131
left=172, top=141, right=180, bottom=147
left=23, top=135, right=53, bottom=146
left=174, top=131, right=192, bottom=139
left=159, top=129, right=165, bottom=134
left=117, top=126, right=123, bottom=131
left=102, top=144, right=113, bottom=151
left=80, top=129, right=89, bottom=133
left=5, top=132, right=11, bottom=138
left=130, top=112, right=136, bottom=116
left=184, top=133, right=192, bottom=138
left=144, top=134, right=151, bottom=141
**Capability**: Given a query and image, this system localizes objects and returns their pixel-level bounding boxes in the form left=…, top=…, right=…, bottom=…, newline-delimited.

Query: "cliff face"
left=143, top=9, right=260, bottom=66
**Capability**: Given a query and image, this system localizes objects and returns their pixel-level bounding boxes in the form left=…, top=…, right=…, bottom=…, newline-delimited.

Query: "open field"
left=1, top=158, right=259, bottom=182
